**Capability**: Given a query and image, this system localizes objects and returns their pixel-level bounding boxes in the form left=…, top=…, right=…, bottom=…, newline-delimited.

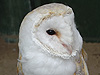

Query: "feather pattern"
left=17, top=3, right=89, bottom=75
left=17, top=53, right=24, bottom=75
left=75, top=49, right=89, bottom=75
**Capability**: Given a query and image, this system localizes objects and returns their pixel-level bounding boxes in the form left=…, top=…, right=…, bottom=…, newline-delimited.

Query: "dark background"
left=0, top=0, right=100, bottom=42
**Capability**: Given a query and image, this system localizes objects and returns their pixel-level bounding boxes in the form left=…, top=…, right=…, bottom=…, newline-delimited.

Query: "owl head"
left=19, top=3, right=83, bottom=59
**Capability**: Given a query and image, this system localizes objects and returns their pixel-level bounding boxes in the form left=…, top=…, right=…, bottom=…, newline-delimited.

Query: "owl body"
left=17, top=3, right=89, bottom=75
left=21, top=48, right=76, bottom=75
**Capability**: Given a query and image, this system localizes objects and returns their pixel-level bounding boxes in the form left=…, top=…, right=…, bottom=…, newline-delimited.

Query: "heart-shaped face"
left=19, top=3, right=83, bottom=59
left=35, top=16, right=73, bottom=55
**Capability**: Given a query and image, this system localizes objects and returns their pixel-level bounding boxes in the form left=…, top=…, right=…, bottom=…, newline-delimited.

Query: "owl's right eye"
left=46, top=29, right=56, bottom=35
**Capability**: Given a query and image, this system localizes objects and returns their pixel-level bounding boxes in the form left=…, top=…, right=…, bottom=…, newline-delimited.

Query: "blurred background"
left=0, top=0, right=100, bottom=75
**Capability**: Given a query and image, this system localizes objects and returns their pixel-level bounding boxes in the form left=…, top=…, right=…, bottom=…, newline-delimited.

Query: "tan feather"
left=75, top=49, right=89, bottom=75
left=17, top=53, right=24, bottom=75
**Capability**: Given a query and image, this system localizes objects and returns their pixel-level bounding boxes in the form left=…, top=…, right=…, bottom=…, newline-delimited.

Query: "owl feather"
left=17, top=3, right=89, bottom=75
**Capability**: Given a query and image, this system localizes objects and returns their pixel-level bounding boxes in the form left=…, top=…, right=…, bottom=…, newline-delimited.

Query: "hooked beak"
left=62, top=43, right=72, bottom=55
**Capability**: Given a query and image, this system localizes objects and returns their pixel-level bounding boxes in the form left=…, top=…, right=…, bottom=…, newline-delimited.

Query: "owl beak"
left=62, top=43, right=72, bottom=55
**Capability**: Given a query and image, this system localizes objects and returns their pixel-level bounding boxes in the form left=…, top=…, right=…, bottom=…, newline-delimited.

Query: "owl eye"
left=46, top=29, right=56, bottom=35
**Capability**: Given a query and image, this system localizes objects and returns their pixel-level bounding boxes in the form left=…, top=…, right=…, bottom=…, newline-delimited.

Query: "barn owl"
left=17, top=3, right=89, bottom=75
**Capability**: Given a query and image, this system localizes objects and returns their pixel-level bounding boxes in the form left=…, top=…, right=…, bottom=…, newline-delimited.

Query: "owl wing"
left=17, top=53, right=24, bottom=75
left=74, top=49, right=89, bottom=75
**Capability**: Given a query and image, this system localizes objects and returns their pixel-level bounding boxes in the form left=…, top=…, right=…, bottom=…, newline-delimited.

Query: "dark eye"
left=46, top=29, right=56, bottom=35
